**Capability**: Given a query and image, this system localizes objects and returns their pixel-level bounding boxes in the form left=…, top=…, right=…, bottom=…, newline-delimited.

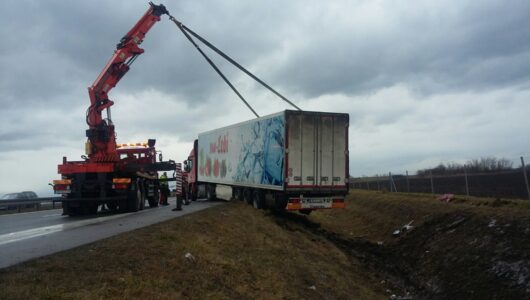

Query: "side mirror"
left=158, top=153, right=163, bottom=162
left=184, top=160, right=192, bottom=172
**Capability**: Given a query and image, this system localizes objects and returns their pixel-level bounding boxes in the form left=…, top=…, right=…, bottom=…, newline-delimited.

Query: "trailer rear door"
left=286, top=111, right=348, bottom=191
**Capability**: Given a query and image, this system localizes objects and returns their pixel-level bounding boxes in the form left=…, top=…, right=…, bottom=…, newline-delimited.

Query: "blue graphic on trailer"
left=233, top=116, right=285, bottom=186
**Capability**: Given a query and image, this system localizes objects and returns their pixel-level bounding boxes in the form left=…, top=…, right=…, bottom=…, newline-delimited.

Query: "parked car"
left=0, top=191, right=39, bottom=210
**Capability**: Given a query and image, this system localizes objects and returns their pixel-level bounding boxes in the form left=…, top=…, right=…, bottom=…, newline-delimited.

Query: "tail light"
left=112, top=178, right=131, bottom=190
left=53, top=179, right=72, bottom=194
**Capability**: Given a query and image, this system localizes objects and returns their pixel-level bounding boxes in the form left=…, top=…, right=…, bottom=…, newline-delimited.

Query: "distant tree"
left=417, top=157, right=513, bottom=176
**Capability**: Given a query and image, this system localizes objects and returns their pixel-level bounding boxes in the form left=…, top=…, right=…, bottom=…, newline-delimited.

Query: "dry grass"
left=3, top=190, right=529, bottom=299
left=0, top=200, right=385, bottom=300
left=311, top=190, right=530, bottom=243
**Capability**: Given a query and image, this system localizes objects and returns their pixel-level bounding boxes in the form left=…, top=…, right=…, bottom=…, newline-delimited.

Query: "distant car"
left=0, top=191, right=39, bottom=210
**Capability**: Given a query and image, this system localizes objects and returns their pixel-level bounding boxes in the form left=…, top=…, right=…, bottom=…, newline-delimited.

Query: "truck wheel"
left=63, top=203, right=80, bottom=216
left=107, top=202, right=118, bottom=211
left=206, top=185, right=216, bottom=201
left=299, top=209, right=312, bottom=215
left=147, top=196, right=158, bottom=208
left=235, top=188, right=244, bottom=201
left=190, top=185, right=197, bottom=201
left=139, top=188, right=145, bottom=211
left=81, top=203, right=98, bottom=215
left=252, top=190, right=264, bottom=209
left=126, top=181, right=141, bottom=212
left=184, top=188, right=191, bottom=205
left=148, top=188, right=159, bottom=208
left=243, top=188, right=253, bottom=205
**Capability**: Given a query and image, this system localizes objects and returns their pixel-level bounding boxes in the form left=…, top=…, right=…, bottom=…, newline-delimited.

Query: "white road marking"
left=41, top=213, right=62, bottom=218
left=0, top=211, right=141, bottom=246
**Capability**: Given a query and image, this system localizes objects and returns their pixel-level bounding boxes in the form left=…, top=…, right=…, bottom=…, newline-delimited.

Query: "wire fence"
left=351, top=156, right=530, bottom=201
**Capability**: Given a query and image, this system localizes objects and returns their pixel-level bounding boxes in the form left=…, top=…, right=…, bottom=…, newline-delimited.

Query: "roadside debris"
left=488, top=219, right=497, bottom=228
left=184, top=252, right=196, bottom=262
left=393, top=220, right=414, bottom=236
left=308, top=285, right=317, bottom=290
left=390, top=293, right=413, bottom=300
left=437, top=194, right=454, bottom=203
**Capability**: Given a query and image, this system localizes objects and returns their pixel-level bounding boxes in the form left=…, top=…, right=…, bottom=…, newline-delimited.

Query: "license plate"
left=301, top=197, right=332, bottom=209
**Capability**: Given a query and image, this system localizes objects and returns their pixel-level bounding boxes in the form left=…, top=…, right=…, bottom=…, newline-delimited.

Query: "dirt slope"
left=311, top=191, right=530, bottom=299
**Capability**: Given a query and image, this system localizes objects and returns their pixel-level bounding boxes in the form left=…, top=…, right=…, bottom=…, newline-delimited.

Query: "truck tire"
left=139, top=188, right=145, bottom=211
left=63, top=203, right=81, bottom=216
left=148, top=196, right=158, bottom=208
left=190, top=185, right=197, bottom=201
left=252, top=190, right=264, bottom=209
left=125, top=181, right=141, bottom=212
left=107, top=202, right=118, bottom=211
left=206, top=184, right=216, bottom=201
left=81, top=202, right=98, bottom=215
left=235, top=188, right=244, bottom=201
left=184, top=188, right=191, bottom=205
left=243, top=188, right=253, bottom=205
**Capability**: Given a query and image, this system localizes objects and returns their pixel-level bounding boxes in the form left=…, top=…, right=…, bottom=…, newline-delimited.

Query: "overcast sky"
left=1, top=0, right=529, bottom=196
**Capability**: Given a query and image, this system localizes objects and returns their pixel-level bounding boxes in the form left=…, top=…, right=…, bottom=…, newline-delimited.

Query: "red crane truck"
left=182, top=110, right=349, bottom=213
left=52, top=3, right=176, bottom=216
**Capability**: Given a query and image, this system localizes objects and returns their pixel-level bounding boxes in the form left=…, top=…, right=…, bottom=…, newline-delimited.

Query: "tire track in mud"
left=267, top=210, right=419, bottom=299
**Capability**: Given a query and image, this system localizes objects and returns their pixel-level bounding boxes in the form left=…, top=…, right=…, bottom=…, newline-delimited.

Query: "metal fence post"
left=430, top=171, right=434, bottom=195
left=464, top=165, right=470, bottom=198
left=389, top=172, right=393, bottom=192
left=377, top=175, right=380, bottom=191
left=521, top=157, right=530, bottom=201
left=406, top=170, right=410, bottom=193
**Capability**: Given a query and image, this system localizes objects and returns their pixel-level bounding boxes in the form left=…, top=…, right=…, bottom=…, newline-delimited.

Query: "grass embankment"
left=0, top=198, right=385, bottom=299
left=1, top=190, right=529, bottom=299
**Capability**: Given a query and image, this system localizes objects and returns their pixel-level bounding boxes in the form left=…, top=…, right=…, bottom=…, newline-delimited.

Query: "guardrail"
left=0, top=197, right=64, bottom=213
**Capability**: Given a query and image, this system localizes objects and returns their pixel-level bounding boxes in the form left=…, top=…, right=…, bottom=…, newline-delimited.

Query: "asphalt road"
left=0, top=197, right=222, bottom=269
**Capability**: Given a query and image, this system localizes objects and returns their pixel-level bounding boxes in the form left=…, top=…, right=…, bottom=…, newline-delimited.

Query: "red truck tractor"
left=52, top=3, right=177, bottom=216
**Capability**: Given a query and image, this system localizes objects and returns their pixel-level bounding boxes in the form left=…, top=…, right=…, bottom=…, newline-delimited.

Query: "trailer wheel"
left=252, top=190, right=264, bottom=209
left=235, top=188, right=244, bottom=201
left=243, top=188, right=252, bottom=205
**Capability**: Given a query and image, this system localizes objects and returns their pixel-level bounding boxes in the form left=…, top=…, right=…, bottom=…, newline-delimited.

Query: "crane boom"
left=86, top=2, right=168, bottom=162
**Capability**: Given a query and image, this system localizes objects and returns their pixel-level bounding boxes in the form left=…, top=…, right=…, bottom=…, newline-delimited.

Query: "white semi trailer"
left=182, top=110, right=349, bottom=213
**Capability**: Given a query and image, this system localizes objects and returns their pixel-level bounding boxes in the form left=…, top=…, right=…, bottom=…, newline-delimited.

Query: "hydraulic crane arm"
left=86, top=2, right=168, bottom=162
left=87, top=2, right=168, bottom=127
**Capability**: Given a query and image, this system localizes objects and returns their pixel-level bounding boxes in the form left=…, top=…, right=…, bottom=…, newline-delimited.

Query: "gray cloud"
left=0, top=0, right=530, bottom=193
